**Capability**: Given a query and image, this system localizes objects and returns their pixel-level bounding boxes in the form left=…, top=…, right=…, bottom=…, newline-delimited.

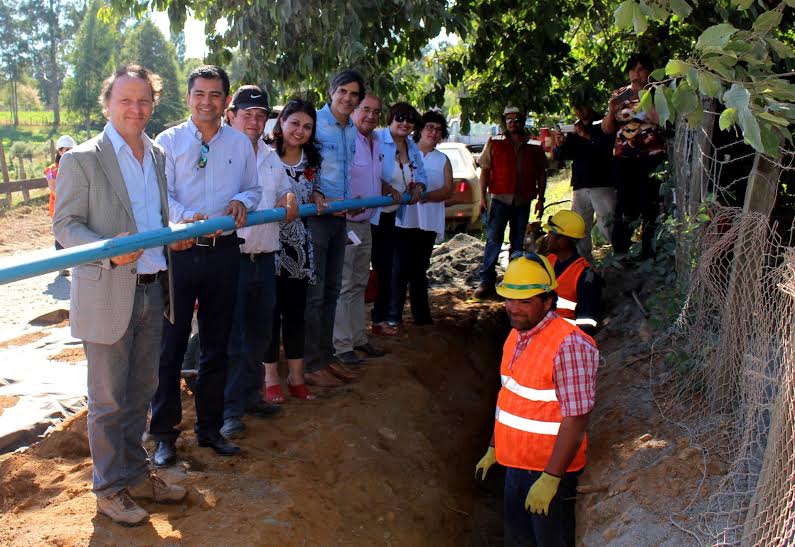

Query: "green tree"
left=0, top=0, right=32, bottom=126
left=109, top=0, right=463, bottom=105
left=62, top=0, right=121, bottom=137
left=121, top=18, right=185, bottom=134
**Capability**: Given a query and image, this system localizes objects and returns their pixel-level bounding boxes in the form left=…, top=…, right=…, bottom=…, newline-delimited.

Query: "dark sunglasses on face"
left=394, top=114, right=417, bottom=124
left=506, top=117, right=523, bottom=124
left=198, top=142, right=209, bottom=169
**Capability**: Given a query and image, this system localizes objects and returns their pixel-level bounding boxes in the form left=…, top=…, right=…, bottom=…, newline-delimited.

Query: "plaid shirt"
left=509, top=311, right=599, bottom=417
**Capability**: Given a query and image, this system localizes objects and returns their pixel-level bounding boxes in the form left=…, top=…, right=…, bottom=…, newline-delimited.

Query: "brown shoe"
left=305, top=369, right=344, bottom=387
left=473, top=283, right=496, bottom=300
left=328, top=362, right=358, bottom=382
left=96, top=489, right=149, bottom=527
left=128, top=471, right=186, bottom=503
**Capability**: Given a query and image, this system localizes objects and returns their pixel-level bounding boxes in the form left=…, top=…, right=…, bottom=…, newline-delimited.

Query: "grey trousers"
left=572, top=187, right=617, bottom=261
left=333, top=220, right=373, bottom=354
left=83, top=282, right=163, bottom=498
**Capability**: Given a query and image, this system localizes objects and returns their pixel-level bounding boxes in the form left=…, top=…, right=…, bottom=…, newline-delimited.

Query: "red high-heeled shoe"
left=288, top=380, right=316, bottom=400
left=263, top=383, right=285, bottom=404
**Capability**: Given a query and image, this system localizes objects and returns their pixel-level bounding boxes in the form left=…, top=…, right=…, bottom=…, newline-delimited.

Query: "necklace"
left=395, top=148, right=415, bottom=190
left=281, top=149, right=305, bottom=179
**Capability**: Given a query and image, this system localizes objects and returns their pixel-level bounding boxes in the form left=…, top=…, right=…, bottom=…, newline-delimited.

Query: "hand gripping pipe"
left=0, top=194, right=413, bottom=286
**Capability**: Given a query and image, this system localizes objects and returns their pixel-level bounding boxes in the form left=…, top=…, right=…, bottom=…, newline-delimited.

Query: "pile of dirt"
left=429, top=234, right=497, bottom=290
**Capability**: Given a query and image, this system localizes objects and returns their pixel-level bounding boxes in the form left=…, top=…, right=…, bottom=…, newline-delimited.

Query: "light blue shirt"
left=370, top=127, right=428, bottom=226
left=155, top=117, right=261, bottom=223
left=104, top=122, right=166, bottom=274
left=315, top=103, right=357, bottom=199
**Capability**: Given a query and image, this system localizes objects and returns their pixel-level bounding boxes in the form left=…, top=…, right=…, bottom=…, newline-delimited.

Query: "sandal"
left=263, top=383, right=286, bottom=404
left=288, top=380, right=316, bottom=400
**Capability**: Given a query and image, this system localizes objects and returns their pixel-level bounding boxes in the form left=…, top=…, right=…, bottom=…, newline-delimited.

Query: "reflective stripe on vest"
left=501, top=375, right=558, bottom=402
left=495, top=317, right=595, bottom=472
left=546, top=254, right=589, bottom=320
left=496, top=406, right=560, bottom=435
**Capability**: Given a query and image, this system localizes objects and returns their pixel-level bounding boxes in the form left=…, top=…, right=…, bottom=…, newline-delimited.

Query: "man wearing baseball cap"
left=475, top=105, right=548, bottom=300
left=474, top=252, right=599, bottom=545
left=221, top=84, right=299, bottom=439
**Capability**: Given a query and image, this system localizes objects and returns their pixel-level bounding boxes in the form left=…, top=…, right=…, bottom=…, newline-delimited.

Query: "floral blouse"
left=610, top=85, right=666, bottom=159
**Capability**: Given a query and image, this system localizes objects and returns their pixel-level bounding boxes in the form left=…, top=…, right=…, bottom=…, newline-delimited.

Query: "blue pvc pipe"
left=0, top=194, right=412, bottom=286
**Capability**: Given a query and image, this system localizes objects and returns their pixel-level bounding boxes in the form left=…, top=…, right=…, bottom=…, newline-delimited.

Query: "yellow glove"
left=474, top=446, right=497, bottom=481
left=525, top=472, right=561, bottom=516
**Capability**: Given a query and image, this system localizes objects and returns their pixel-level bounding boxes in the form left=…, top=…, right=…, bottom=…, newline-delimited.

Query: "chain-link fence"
left=652, top=111, right=795, bottom=545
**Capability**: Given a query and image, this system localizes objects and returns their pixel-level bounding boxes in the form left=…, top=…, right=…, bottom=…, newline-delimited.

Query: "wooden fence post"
left=18, top=158, right=30, bottom=201
left=0, top=141, right=10, bottom=207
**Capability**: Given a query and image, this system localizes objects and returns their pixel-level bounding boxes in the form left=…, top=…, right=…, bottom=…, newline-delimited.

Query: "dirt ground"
left=0, top=205, right=706, bottom=545
left=0, top=200, right=53, bottom=257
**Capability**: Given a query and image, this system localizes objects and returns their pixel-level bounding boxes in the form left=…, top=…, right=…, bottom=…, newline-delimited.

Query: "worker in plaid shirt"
left=474, top=252, right=599, bottom=546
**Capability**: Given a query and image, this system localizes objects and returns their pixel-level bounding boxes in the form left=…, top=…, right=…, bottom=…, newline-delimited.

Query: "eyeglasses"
left=505, top=117, right=523, bottom=124
left=198, top=142, right=209, bottom=169
left=359, top=107, right=381, bottom=117
left=423, top=125, right=444, bottom=133
left=394, top=114, right=417, bottom=124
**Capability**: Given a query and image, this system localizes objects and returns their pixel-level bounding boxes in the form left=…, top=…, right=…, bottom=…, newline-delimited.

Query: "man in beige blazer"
left=53, top=64, right=194, bottom=527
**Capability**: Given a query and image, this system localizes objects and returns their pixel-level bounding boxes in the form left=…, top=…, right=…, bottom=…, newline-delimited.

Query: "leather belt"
left=136, top=271, right=164, bottom=285
left=194, top=233, right=241, bottom=248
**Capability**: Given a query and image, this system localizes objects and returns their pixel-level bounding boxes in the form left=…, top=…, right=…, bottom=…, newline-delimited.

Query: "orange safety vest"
left=488, top=137, right=545, bottom=200
left=494, top=316, right=593, bottom=472
left=45, top=163, right=58, bottom=218
left=546, top=254, right=589, bottom=321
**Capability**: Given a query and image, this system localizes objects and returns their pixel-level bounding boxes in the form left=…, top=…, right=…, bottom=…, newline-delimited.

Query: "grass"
left=0, top=111, right=57, bottom=126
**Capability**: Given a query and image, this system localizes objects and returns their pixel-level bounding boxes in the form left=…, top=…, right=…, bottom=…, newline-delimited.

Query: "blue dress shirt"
left=104, top=122, right=166, bottom=274
left=315, top=103, right=357, bottom=200
left=155, top=117, right=261, bottom=223
left=370, top=127, right=427, bottom=226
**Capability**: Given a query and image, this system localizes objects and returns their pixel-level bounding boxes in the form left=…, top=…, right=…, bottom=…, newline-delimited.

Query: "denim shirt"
left=371, top=127, right=427, bottom=225
left=315, top=103, right=357, bottom=200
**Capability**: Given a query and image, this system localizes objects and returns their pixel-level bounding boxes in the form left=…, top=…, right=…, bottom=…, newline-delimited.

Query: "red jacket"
left=488, top=136, right=546, bottom=201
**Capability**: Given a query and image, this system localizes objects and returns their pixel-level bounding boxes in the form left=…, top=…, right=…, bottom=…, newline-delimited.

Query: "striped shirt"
left=510, top=311, right=599, bottom=417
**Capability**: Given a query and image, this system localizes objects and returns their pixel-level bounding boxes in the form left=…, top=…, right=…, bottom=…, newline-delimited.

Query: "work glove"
left=524, top=472, right=561, bottom=516
left=474, top=447, right=497, bottom=481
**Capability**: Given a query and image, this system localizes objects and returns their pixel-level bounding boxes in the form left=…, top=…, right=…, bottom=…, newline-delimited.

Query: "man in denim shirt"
left=305, top=69, right=365, bottom=387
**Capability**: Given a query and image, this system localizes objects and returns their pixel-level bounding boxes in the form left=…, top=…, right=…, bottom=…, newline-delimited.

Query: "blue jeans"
left=503, top=467, right=580, bottom=547
left=304, top=215, right=346, bottom=373
left=83, top=282, right=163, bottom=498
left=224, top=252, right=276, bottom=420
left=480, top=199, right=531, bottom=286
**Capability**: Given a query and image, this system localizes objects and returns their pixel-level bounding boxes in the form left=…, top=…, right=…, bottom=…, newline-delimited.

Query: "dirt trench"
left=0, top=290, right=510, bottom=546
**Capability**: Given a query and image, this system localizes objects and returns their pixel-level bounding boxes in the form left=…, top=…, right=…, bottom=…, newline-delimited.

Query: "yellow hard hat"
left=545, top=210, right=586, bottom=239
left=496, top=252, right=558, bottom=300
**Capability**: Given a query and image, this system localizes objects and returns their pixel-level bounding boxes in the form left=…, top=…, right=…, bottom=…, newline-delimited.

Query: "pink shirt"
left=347, top=130, right=383, bottom=222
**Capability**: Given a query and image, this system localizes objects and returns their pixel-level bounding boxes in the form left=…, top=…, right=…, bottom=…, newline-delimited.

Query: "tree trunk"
left=0, top=142, right=11, bottom=207
left=11, top=80, right=19, bottom=127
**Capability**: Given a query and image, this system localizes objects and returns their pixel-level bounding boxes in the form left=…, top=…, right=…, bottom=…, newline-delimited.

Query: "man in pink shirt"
left=333, top=94, right=397, bottom=364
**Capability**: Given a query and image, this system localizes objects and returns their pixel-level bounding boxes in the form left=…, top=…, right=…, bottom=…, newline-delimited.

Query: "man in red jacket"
left=475, top=106, right=547, bottom=299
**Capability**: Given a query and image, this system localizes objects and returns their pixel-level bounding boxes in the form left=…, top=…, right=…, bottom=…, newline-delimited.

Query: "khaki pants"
left=333, top=220, right=373, bottom=354
left=572, top=187, right=616, bottom=261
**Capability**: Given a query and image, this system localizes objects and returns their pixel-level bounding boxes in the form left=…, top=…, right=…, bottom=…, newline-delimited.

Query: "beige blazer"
left=53, top=130, right=175, bottom=345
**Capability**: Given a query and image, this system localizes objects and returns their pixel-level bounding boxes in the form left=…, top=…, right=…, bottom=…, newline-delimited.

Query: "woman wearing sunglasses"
left=369, top=102, right=427, bottom=336
left=262, top=99, right=326, bottom=402
left=389, top=111, right=454, bottom=326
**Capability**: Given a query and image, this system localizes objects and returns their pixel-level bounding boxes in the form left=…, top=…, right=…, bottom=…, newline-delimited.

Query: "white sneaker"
left=128, top=471, right=187, bottom=503
left=96, top=490, right=149, bottom=526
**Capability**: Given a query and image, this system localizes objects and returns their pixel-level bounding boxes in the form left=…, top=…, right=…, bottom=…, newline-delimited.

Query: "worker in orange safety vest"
left=544, top=210, right=601, bottom=335
left=475, top=252, right=600, bottom=546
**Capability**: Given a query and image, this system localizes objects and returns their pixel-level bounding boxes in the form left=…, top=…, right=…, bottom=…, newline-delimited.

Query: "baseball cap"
left=230, top=85, right=269, bottom=111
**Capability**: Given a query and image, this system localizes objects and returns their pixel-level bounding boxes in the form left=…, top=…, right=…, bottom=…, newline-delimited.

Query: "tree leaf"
left=698, top=71, right=723, bottom=98
left=639, top=88, right=654, bottom=113
left=686, top=67, right=699, bottom=88
left=696, top=23, right=738, bottom=51
left=752, top=10, right=782, bottom=34
left=703, top=57, right=736, bottom=80
left=650, top=68, right=666, bottom=81
left=672, top=82, right=699, bottom=114
left=665, top=59, right=691, bottom=77
left=756, top=111, right=790, bottom=127
left=719, top=108, right=737, bottom=130
left=732, top=0, right=754, bottom=9
left=671, top=0, right=693, bottom=17
left=614, top=0, right=635, bottom=28
left=758, top=121, right=781, bottom=157
left=686, top=107, right=704, bottom=129
left=723, top=84, right=751, bottom=109
left=737, top=106, right=763, bottom=153
left=654, top=87, right=671, bottom=126
left=766, top=38, right=795, bottom=59
left=632, top=3, right=648, bottom=34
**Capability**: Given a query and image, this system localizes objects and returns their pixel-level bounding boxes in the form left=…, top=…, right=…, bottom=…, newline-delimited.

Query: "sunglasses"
left=506, top=117, right=523, bottom=124
left=394, top=114, right=417, bottom=124
left=198, top=142, right=209, bottom=169
left=546, top=215, right=563, bottom=234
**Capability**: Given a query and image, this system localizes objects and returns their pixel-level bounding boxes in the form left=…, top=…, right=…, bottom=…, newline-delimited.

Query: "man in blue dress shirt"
left=149, top=65, right=261, bottom=465
left=304, top=69, right=366, bottom=387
